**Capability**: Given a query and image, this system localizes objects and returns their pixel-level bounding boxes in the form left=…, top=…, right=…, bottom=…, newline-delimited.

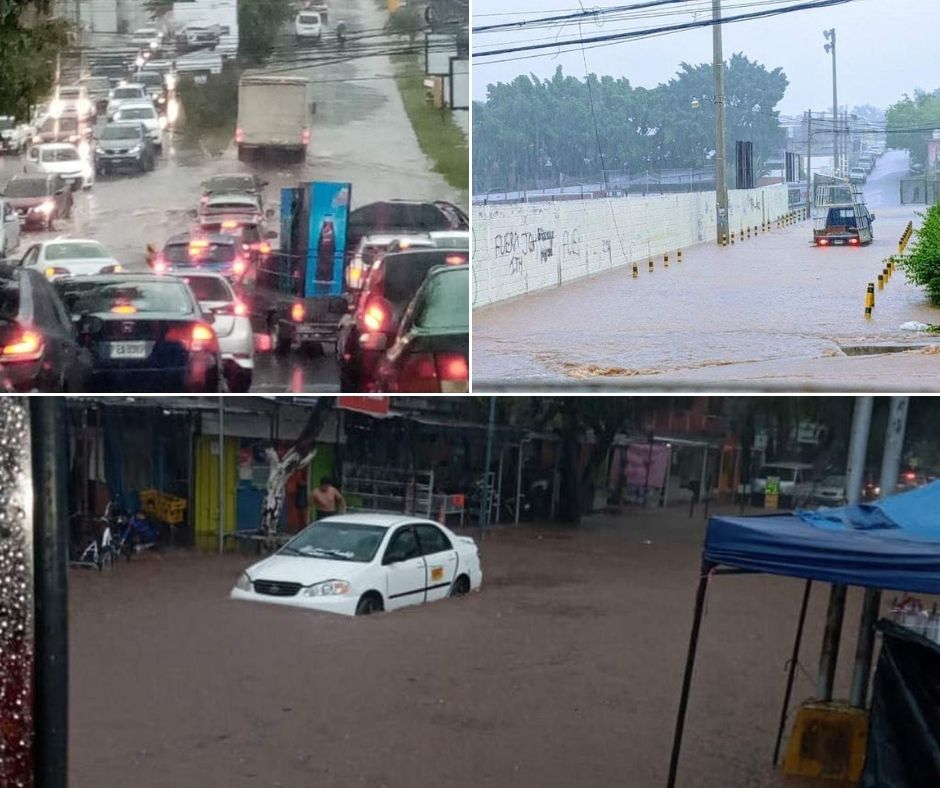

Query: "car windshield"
left=137, top=74, right=162, bottom=87
left=54, top=280, right=194, bottom=316
left=299, top=13, right=320, bottom=23
left=206, top=200, right=255, bottom=211
left=59, top=89, right=81, bottom=99
left=113, top=88, right=142, bottom=98
left=205, top=176, right=257, bottom=192
left=820, top=475, right=845, bottom=487
left=414, top=268, right=469, bottom=330
left=281, top=522, right=386, bottom=563
left=45, top=242, right=109, bottom=260
left=183, top=276, right=231, bottom=302
left=101, top=125, right=141, bottom=140
left=4, top=179, right=47, bottom=198
left=431, top=235, right=469, bottom=249
left=81, top=78, right=109, bottom=90
left=758, top=466, right=797, bottom=481
left=120, top=108, right=155, bottom=120
left=40, top=117, right=78, bottom=133
left=383, top=253, right=461, bottom=306
left=41, top=147, right=79, bottom=162
left=165, top=240, right=236, bottom=264
left=0, top=280, right=20, bottom=321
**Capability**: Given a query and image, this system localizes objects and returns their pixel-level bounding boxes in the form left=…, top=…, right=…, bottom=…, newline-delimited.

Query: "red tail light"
left=258, top=242, right=271, bottom=255
left=397, top=352, right=468, bottom=392
left=1, top=330, right=43, bottom=361
left=301, top=127, right=310, bottom=145
left=291, top=302, right=305, bottom=322
left=235, top=127, right=244, bottom=143
left=232, top=257, right=246, bottom=276
left=166, top=323, right=218, bottom=352
left=233, top=300, right=248, bottom=317
left=848, top=238, right=859, bottom=245
left=153, top=256, right=168, bottom=273
left=817, top=238, right=829, bottom=246
left=445, top=253, right=467, bottom=265
left=362, top=300, right=387, bottom=332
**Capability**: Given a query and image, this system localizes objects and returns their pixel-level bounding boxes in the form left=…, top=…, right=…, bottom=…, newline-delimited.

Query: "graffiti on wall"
left=494, top=226, right=556, bottom=276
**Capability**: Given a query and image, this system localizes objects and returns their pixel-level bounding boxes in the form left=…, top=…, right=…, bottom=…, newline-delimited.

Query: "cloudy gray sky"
left=472, top=0, right=933, bottom=115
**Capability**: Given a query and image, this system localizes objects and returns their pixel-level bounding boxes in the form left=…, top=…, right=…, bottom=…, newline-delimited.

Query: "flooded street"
left=473, top=150, right=940, bottom=391
left=0, top=0, right=464, bottom=393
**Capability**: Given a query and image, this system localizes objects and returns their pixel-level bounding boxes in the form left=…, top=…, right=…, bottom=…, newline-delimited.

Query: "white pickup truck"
left=236, top=73, right=311, bottom=162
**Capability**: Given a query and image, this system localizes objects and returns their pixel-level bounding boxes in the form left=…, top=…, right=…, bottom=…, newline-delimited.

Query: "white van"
left=295, top=11, right=323, bottom=41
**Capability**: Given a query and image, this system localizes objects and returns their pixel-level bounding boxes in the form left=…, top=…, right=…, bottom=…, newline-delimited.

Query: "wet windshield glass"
left=113, top=88, right=142, bottom=99
left=45, top=242, right=109, bottom=260
left=183, top=276, right=231, bottom=302
left=54, top=280, right=193, bottom=315
left=101, top=125, right=141, bottom=140
left=166, top=240, right=236, bottom=264
left=282, top=522, right=386, bottom=562
left=120, top=108, right=155, bottom=120
left=40, top=148, right=79, bottom=162
left=0, top=280, right=20, bottom=320
left=415, top=268, right=469, bottom=330
left=3, top=179, right=48, bottom=198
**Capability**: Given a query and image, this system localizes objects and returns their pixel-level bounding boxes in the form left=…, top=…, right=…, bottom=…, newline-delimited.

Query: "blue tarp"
left=703, top=482, right=940, bottom=594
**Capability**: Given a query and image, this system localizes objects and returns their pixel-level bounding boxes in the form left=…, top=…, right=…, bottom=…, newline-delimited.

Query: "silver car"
left=179, top=271, right=254, bottom=391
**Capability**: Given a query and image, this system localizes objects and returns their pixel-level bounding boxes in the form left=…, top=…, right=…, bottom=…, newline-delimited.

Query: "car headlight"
left=234, top=572, right=252, bottom=591
left=128, top=145, right=142, bottom=154
left=302, top=580, right=350, bottom=597
left=95, top=147, right=105, bottom=156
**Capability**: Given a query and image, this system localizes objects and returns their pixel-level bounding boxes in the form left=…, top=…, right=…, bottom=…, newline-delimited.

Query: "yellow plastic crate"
left=139, top=489, right=188, bottom=526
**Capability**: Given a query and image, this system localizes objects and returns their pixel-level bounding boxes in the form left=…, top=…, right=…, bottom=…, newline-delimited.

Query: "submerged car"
left=230, top=514, right=482, bottom=616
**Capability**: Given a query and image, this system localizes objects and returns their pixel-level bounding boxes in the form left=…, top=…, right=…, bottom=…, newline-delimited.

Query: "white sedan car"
left=112, top=100, right=164, bottom=148
left=179, top=270, right=254, bottom=392
left=19, top=239, right=122, bottom=279
left=27, top=143, right=95, bottom=190
left=231, top=514, right=482, bottom=616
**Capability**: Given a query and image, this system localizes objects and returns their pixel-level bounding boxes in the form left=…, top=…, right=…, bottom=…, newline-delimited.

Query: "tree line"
left=472, top=55, right=788, bottom=193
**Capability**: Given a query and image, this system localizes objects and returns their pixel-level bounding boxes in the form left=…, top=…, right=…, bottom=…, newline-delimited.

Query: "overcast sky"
left=472, top=0, right=933, bottom=115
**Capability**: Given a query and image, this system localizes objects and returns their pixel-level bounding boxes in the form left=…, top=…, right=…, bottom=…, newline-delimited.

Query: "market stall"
left=668, top=481, right=940, bottom=787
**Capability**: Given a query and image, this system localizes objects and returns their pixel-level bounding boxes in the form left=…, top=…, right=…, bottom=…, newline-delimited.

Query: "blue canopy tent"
left=667, top=482, right=940, bottom=788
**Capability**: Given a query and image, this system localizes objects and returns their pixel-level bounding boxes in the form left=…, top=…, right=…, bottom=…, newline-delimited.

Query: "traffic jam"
left=0, top=39, right=469, bottom=394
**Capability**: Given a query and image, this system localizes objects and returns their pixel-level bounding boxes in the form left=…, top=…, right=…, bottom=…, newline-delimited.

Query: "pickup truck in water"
left=236, top=73, right=310, bottom=162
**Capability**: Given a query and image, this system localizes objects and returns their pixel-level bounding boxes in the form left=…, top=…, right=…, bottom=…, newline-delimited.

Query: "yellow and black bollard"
left=754, top=225, right=759, bottom=237
left=632, top=261, right=638, bottom=278
left=721, top=233, right=728, bottom=246
left=730, top=231, right=735, bottom=245
left=746, top=226, right=751, bottom=239
left=664, top=252, right=669, bottom=267
left=677, top=249, right=683, bottom=263
left=864, top=282, right=875, bottom=317
left=877, top=273, right=884, bottom=290
left=648, top=257, right=654, bottom=273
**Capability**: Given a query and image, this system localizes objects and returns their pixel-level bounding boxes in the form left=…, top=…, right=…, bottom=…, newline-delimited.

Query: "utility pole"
left=824, top=29, right=838, bottom=176
left=479, top=397, right=497, bottom=537
left=849, top=397, right=908, bottom=708
left=712, top=0, right=729, bottom=245
left=816, top=395, right=873, bottom=701
left=806, top=109, right=813, bottom=212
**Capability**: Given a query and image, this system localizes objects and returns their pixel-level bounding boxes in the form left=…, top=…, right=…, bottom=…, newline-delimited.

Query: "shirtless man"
left=312, top=476, right=346, bottom=519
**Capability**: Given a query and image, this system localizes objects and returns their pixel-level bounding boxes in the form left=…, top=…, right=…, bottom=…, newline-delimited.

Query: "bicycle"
left=69, top=513, right=114, bottom=571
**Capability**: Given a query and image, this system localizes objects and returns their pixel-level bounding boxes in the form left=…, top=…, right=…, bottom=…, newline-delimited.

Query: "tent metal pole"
left=850, top=396, right=908, bottom=708
left=773, top=579, right=813, bottom=766
left=817, top=395, right=872, bottom=700
left=667, top=560, right=714, bottom=788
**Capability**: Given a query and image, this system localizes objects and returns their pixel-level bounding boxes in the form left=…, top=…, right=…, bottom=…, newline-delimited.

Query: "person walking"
left=312, top=476, right=346, bottom=519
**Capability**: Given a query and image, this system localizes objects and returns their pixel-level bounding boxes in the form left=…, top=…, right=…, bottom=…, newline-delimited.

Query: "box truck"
left=236, top=73, right=310, bottom=162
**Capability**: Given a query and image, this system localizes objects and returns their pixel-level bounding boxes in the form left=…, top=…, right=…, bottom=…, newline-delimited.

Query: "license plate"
left=108, top=341, right=147, bottom=359
left=833, top=239, right=844, bottom=245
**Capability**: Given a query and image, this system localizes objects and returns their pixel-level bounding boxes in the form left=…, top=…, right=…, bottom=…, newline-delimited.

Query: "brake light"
left=234, top=300, right=248, bottom=317
left=191, top=323, right=215, bottom=347
left=44, top=266, right=70, bottom=278
left=301, top=127, right=310, bottom=145
left=111, top=304, right=137, bottom=314
left=445, top=254, right=467, bottom=265
left=362, top=301, right=387, bottom=332
left=437, top=353, right=468, bottom=381
left=232, top=257, right=246, bottom=276
left=396, top=352, right=468, bottom=392
left=348, top=267, right=362, bottom=285
left=153, top=256, right=168, bottom=273
left=235, top=127, right=244, bottom=143
left=222, top=220, right=238, bottom=230
left=905, top=471, right=916, bottom=481
left=848, top=238, right=859, bottom=245
left=1, top=330, right=43, bottom=360
left=258, top=242, right=271, bottom=255
left=291, top=302, right=305, bottom=322
left=818, top=238, right=829, bottom=246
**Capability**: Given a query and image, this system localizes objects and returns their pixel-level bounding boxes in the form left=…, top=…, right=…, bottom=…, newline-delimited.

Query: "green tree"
left=238, top=0, right=294, bottom=65
left=899, top=202, right=940, bottom=307
left=385, top=5, right=424, bottom=45
left=0, top=3, right=71, bottom=120
left=886, top=89, right=940, bottom=168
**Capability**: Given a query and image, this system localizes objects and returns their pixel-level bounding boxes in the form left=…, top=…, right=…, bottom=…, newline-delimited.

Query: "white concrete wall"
left=472, top=185, right=789, bottom=308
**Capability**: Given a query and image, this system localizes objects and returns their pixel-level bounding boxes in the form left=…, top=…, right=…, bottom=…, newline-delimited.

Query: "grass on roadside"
left=391, top=52, right=468, bottom=192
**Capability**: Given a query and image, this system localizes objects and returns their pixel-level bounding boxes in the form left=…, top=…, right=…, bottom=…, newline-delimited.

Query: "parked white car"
left=178, top=270, right=254, bottom=392
left=812, top=474, right=847, bottom=507
left=295, top=11, right=323, bottom=40
left=0, top=116, right=34, bottom=155
left=19, top=239, right=122, bottom=279
left=112, top=100, right=164, bottom=147
left=747, top=461, right=815, bottom=506
left=231, top=514, right=482, bottom=616
left=106, top=84, right=148, bottom=119
left=27, top=143, right=95, bottom=190
left=0, top=199, right=21, bottom=259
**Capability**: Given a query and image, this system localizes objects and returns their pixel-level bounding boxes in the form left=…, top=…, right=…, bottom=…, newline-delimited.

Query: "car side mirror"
left=265, top=229, right=277, bottom=239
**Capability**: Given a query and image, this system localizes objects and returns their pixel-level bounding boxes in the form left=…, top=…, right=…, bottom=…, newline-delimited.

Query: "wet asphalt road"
left=473, top=150, right=940, bottom=392
left=0, top=0, right=465, bottom=393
